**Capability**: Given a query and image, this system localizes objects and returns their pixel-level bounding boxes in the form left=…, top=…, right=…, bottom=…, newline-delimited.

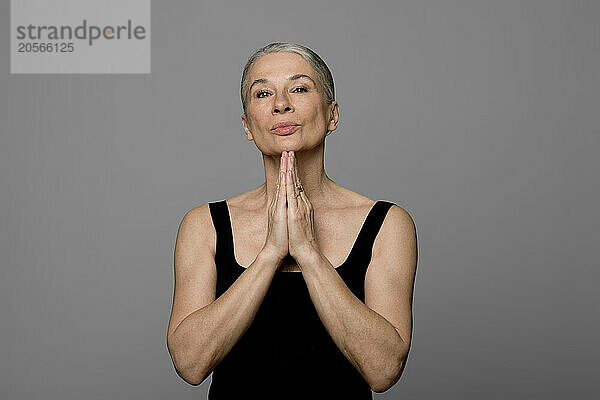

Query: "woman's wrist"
left=293, top=244, right=323, bottom=270
left=258, top=246, right=285, bottom=269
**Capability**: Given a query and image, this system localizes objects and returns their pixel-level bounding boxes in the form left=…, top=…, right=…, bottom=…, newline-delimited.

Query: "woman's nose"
left=272, top=93, right=294, bottom=114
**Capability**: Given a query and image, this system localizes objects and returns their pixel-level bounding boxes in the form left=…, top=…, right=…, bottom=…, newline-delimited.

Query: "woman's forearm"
left=299, top=252, right=408, bottom=393
left=168, top=250, right=280, bottom=385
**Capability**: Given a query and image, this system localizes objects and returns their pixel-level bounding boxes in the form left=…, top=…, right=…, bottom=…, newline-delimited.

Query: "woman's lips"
left=272, top=125, right=300, bottom=135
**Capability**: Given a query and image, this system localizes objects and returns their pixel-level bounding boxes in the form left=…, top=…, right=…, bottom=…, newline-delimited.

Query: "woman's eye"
left=256, top=91, right=271, bottom=98
left=292, top=87, right=308, bottom=93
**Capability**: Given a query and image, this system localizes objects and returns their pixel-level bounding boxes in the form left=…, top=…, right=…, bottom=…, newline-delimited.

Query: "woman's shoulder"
left=328, top=185, right=381, bottom=213
left=181, top=192, right=259, bottom=230
left=340, top=187, right=410, bottom=214
left=337, top=189, right=414, bottom=234
left=221, top=187, right=266, bottom=213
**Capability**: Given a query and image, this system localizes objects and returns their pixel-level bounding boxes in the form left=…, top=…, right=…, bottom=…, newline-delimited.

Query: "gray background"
left=1, top=0, right=598, bottom=399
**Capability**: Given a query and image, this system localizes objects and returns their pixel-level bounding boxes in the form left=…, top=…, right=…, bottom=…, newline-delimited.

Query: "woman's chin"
left=275, top=142, right=301, bottom=152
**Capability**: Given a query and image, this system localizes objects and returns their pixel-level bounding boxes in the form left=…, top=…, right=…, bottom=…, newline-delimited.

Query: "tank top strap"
left=348, top=200, right=395, bottom=265
left=208, top=200, right=235, bottom=264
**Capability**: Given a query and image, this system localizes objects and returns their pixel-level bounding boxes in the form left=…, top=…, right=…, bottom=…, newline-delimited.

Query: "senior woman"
left=167, top=42, right=417, bottom=399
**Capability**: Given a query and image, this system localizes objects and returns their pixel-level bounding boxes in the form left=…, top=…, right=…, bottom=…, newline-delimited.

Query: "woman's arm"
left=168, top=250, right=280, bottom=385
left=169, top=160, right=290, bottom=385
left=298, top=205, right=417, bottom=393
left=166, top=206, right=282, bottom=386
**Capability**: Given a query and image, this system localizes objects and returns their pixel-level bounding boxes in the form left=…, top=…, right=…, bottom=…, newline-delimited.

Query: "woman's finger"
left=286, top=152, right=298, bottom=210
left=273, top=153, right=281, bottom=207
left=294, top=152, right=300, bottom=188
left=299, top=187, right=310, bottom=210
left=278, top=152, right=286, bottom=212
left=293, top=152, right=309, bottom=214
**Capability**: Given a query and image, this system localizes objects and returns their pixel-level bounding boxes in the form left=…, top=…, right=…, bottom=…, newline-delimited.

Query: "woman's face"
left=241, top=51, right=338, bottom=155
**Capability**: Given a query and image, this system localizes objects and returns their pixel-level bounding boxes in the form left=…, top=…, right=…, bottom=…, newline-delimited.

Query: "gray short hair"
left=240, top=42, right=335, bottom=115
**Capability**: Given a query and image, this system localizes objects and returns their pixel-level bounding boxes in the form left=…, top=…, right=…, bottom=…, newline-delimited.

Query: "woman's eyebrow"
left=249, top=78, right=268, bottom=92
left=248, top=74, right=316, bottom=92
left=288, top=74, right=316, bottom=86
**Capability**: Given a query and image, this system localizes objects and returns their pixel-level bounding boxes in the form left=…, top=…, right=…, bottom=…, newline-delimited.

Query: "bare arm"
left=166, top=205, right=281, bottom=386
left=298, top=205, right=417, bottom=393
left=169, top=251, right=280, bottom=385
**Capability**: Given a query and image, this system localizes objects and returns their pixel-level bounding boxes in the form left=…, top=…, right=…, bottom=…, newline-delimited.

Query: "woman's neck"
left=260, top=145, right=335, bottom=208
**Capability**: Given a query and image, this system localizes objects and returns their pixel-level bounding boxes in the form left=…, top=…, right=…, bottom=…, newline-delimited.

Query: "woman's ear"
left=327, top=101, right=339, bottom=133
left=241, top=114, right=254, bottom=141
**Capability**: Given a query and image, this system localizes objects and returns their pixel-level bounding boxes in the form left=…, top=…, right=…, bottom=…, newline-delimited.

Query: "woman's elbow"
left=369, top=368, right=402, bottom=393
left=369, top=353, right=408, bottom=393
left=170, top=353, right=205, bottom=385
left=171, top=356, right=209, bottom=386
left=167, top=340, right=210, bottom=386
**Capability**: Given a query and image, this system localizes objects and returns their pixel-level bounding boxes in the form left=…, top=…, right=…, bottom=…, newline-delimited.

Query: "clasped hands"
left=264, top=151, right=321, bottom=269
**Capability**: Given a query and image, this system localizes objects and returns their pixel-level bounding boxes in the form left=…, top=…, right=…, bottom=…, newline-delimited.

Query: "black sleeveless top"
left=207, top=200, right=395, bottom=400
